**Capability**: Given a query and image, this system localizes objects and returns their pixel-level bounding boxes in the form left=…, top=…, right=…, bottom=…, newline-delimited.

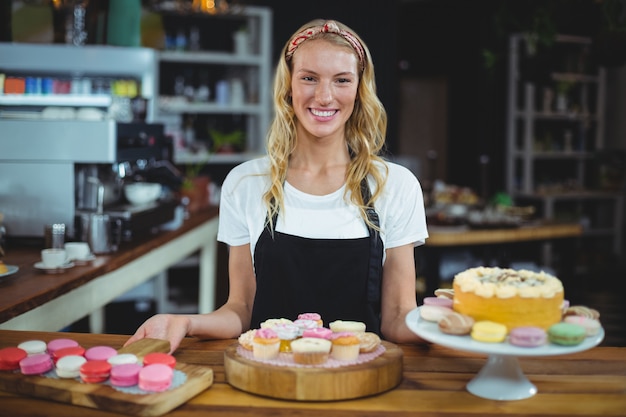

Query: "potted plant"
left=209, top=129, right=244, bottom=154
left=180, top=161, right=211, bottom=213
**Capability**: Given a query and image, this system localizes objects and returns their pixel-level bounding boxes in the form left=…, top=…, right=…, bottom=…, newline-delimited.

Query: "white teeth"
left=311, top=109, right=335, bottom=117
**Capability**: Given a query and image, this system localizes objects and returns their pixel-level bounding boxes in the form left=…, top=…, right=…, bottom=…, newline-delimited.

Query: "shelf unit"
left=506, top=33, right=624, bottom=263
left=154, top=6, right=272, bottom=165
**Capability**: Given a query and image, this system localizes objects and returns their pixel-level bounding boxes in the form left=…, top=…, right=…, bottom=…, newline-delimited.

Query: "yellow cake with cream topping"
left=452, top=267, right=564, bottom=330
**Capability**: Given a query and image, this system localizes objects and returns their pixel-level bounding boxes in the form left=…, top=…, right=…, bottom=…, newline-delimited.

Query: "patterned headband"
left=285, top=20, right=365, bottom=66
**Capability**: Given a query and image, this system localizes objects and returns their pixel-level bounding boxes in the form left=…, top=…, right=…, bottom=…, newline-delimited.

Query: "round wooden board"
left=224, top=341, right=403, bottom=401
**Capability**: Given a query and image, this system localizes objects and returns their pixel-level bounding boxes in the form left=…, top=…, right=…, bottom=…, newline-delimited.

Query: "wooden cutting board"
left=0, top=338, right=213, bottom=417
left=224, top=340, right=403, bottom=401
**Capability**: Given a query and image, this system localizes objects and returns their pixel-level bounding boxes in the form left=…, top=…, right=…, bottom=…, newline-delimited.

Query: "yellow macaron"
left=471, top=320, right=507, bottom=343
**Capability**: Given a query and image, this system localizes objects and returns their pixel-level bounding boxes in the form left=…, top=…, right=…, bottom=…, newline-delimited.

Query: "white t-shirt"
left=217, top=156, right=429, bottom=261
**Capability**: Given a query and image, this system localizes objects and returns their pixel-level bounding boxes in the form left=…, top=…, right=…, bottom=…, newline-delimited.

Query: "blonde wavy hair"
left=263, top=19, right=388, bottom=230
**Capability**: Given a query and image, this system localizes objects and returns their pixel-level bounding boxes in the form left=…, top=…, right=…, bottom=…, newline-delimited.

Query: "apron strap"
left=360, top=179, right=383, bottom=308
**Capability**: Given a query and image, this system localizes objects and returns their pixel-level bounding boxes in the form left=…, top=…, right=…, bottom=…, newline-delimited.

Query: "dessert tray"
left=405, top=307, right=604, bottom=401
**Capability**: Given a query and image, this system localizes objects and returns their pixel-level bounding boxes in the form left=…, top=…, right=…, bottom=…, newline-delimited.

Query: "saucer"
left=70, top=254, right=96, bottom=265
left=34, top=261, right=75, bottom=274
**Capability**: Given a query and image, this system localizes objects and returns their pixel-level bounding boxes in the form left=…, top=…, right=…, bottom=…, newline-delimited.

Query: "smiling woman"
left=125, top=19, right=429, bottom=353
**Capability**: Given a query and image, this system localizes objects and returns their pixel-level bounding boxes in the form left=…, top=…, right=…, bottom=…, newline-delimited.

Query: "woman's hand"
left=123, top=314, right=191, bottom=354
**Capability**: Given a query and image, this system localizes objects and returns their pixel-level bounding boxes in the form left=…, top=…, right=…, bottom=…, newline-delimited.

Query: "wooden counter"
left=426, top=222, right=583, bottom=247
left=0, top=207, right=219, bottom=332
left=0, top=329, right=624, bottom=417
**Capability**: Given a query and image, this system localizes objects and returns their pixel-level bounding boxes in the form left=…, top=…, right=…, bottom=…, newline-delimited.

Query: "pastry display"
left=236, top=313, right=383, bottom=367
left=453, top=267, right=564, bottom=330
left=423, top=269, right=603, bottom=349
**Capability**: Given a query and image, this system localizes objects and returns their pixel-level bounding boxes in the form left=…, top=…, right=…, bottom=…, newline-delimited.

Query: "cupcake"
left=273, top=323, right=300, bottom=353
left=329, top=320, right=366, bottom=334
left=252, top=328, right=280, bottom=360
left=293, top=319, right=320, bottom=335
left=238, top=329, right=256, bottom=350
left=290, top=337, right=332, bottom=365
left=297, top=313, right=323, bottom=327
left=330, top=332, right=361, bottom=361
left=302, top=327, right=333, bottom=340
left=260, top=318, right=293, bottom=329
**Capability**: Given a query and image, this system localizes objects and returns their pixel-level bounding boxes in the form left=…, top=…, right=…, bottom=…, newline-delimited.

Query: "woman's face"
left=290, top=39, right=359, bottom=142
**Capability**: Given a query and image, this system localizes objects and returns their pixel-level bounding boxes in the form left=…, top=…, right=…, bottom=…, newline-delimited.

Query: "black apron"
left=251, top=180, right=384, bottom=335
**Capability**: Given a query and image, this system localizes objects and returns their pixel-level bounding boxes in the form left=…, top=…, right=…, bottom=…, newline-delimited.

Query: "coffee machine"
left=0, top=43, right=184, bottom=246
left=74, top=122, right=183, bottom=244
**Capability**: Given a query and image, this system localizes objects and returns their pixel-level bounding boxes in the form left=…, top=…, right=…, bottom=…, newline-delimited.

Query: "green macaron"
left=548, top=322, right=586, bottom=346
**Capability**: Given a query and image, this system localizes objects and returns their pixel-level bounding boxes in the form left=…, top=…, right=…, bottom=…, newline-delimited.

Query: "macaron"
left=471, top=321, right=508, bottom=343
left=19, top=353, right=53, bottom=375
left=47, top=338, right=79, bottom=355
left=423, top=296, right=454, bottom=309
left=0, top=347, right=28, bottom=371
left=85, top=346, right=117, bottom=362
left=143, top=352, right=176, bottom=369
left=138, top=363, right=174, bottom=392
left=438, top=312, right=474, bottom=335
left=55, top=355, right=87, bottom=378
left=17, top=340, right=47, bottom=355
left=420, top=304, right=454, bottom=323
left=110, top=363, right=142, bottom=387
left=564, top=315, right=601, bottom=336
left=107, top=353, right=139, bottom=366
left=80, top=360, right=112, bottom=383
left=548, top=322, right=587, bottom=346
left=52, top=346, right=86, bottom=363
left=508, top=326, right=547, bottom=347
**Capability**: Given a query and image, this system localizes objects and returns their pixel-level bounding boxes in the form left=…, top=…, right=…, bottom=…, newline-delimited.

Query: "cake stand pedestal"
left=466, top=354, right=536, bottom=400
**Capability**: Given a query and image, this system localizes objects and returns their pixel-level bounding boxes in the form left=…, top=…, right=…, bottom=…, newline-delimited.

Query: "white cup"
left=64, top=242, right=91, bottom=261
left=41, top=248, right=68, bottom=268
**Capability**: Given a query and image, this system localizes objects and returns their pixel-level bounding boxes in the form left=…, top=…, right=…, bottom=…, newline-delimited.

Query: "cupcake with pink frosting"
left=297, top=312, right=323, bottom=327
left=252, top=328, right=280, bottom=359
left=302, top=327, right=333, bottom=340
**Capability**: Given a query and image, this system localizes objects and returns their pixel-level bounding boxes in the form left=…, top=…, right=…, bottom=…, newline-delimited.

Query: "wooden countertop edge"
left=0, top=207, right=219, bottom=322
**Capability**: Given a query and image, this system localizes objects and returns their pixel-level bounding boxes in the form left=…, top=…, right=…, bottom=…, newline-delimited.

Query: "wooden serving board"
left=0, top=338, right=213, bottom=417
left=224, top=340, right=403, bottom=401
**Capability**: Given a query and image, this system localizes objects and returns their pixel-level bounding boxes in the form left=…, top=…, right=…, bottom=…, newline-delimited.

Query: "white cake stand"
left=405, top=308, right=604, bottom=401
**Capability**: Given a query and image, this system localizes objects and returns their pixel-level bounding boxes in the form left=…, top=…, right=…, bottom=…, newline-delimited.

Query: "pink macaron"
left=422, top=296, right=454, bottom=309
left=19, top=353, right=53, bottom=375
left=420, top=304, right=454, bottom=323
left=138, top=363, right=174, bottom=392
left=85, top=345, right=117, bottom=362
left=47, top=338, right=79, bottom=355
left=508, top=326, right=548, bottom=347
left=110, top=363, right=142, bottom=387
